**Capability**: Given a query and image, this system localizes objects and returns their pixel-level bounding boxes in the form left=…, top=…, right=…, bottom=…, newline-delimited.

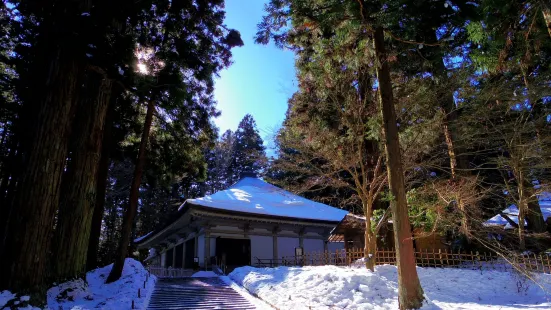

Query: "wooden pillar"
left=204, top=229, right=211, bottom=270
left=324, top=240, right=328, bottom=252
left=172, top=245, right=176, bottom=268
left=298, top=228, right=305, bottom=266
left=344, top=234, right=349, bottom=251
left=194, top=234, right=198, bottom=257
left=298, top=227, right=305, bottom=248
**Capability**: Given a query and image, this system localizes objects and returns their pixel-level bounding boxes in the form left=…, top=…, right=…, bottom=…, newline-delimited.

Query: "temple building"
left=135, top=176, right=348, bottom=271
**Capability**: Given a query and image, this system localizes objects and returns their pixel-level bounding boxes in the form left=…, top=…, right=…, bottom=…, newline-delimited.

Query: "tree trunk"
left=0, top=55, right=82, bottom=295
left=518, top=200, right=526, bottom=251
left=52, top=73, right=113, bottom=281
left=373, top=26, right=424, bottom=310
left=364, top=216, right=377, bottom=272
left=524, top=177, right=546, bottom=233
left=543, top=2, right=551, bottom=39
left=107, top=99, right=155, bottom=283
left=0, top=134, right=18, bottom=235
left=516, top=167, right=527, bottom=250
left=0, top=0, right=91, bottom=297
left=86, top=102, right=115, bottom=271
left=429, top=41, right=471, bottom=238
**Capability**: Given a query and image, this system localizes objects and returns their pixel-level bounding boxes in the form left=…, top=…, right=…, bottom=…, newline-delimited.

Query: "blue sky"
left=213, top=0, right=296, bottom=146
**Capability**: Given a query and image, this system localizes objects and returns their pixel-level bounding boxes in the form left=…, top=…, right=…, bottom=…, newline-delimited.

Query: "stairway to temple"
left=147, top=277, right=258, bottom=310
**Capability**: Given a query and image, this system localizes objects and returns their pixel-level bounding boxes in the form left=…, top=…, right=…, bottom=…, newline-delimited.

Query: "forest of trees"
left=0, top=0, right=550, bottom=309
left=259, top=0, right=551, bottom=308
left=0, top=0, right=246, bottom=303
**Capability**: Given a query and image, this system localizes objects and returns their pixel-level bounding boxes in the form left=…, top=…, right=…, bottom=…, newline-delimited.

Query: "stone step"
left=147, top=277, right=258, bottom=310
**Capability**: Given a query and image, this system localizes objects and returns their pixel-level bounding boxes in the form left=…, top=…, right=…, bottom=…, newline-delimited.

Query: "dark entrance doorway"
left=184, top=238, right=195, bottom=268
left=166, top=248, right=174, bottom=267
left=174, top=243, right=183, bottom=268
left=216, top=237, right=251, bottom=271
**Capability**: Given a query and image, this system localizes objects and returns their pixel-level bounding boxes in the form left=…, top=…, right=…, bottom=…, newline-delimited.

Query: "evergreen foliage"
left=228, top=114, right=267, bottom=183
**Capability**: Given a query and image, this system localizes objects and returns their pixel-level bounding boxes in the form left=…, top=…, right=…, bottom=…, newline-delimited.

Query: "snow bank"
left=230, top=265, right=551, bottom=310
left=47, top=258, right=156, bottom=310
left=485, top=193, right=551, bottom=228
left=0, top=291, right=39, bottom=310
left=1, top=259, right=155, bottom=309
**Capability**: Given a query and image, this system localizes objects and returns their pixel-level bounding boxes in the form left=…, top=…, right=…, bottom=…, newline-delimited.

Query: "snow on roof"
left=182, top=177, right=348, bottom=222
left=134, top=231, right=153, bottom=243
left=484, top=194, right=551, bottom=229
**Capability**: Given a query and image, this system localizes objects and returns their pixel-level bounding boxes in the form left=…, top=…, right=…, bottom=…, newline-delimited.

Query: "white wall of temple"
left=277, top=237, right=299, bottom=258
left=153, top=226, right=338, bottom=267
left=328, top=241, right=345, bottom=252
left=250, top=235, right=273, bottom=261
left=303, top=238, right=324, bottom=253
left=197, top=234, right=205, bottom=266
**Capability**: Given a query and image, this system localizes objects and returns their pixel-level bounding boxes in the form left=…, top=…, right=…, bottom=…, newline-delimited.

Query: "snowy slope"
left=47, top=258, right=156, bottom=309
left=183, top=177, right=349, bottom=222
left=0, top=258, right=156, bottom=310
left=230, top=265, right=551, bottom=310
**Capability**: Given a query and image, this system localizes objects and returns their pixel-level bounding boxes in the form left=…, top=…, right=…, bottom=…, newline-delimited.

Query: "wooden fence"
left=273, top=248, right=551, bottom=274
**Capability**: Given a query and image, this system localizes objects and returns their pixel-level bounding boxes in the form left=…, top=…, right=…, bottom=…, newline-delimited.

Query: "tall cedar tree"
left=107, top=0, right=243, bottom=282
left=373, top=25, right=424, bottom=309
left=205, top=129, right=236, bottom=194
left=0, top=0, right=93, bottom=297
left=228, top=114, right=267, bottom=183
left=51, top=0, right=139, bottom=281
left=258, top=0, right=425, bottom=307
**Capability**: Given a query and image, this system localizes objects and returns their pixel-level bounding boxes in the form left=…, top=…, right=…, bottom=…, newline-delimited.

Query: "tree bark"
left=0, top=0, right=93, bottom=297
left=428, top=38, right=471, bottom=238
left=516, top=166, right=527, bottom=250
left=364, top=207, right=376, bottom=271
left=0, top=134, right=18, bottom=238
left=0, top=52, right=82, bottom=295
left=52, top=72, right=113, bottom=281
left=107, top=98, right=155, bottom=283
left=86, top=102, right=115, bottom=271
left=373, top=26, right=424, bottom=310
left=525, top=178, right=546, bottom=233
left=518, top=71, right=546, bottom=234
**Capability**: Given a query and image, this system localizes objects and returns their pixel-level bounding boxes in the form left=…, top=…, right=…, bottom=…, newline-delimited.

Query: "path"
left=147, top=277, right=258, bottom=310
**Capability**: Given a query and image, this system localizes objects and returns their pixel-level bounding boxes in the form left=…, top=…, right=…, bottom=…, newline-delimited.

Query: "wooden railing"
left=271, top=248, right=551, bottom=274
left=147, top=266, right=194, bottom=278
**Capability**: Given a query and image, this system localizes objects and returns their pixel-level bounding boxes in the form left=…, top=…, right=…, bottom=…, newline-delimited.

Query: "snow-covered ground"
left=230, top=264, right=551, bottom=310
left=0, top=258, right=156, bottom=310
